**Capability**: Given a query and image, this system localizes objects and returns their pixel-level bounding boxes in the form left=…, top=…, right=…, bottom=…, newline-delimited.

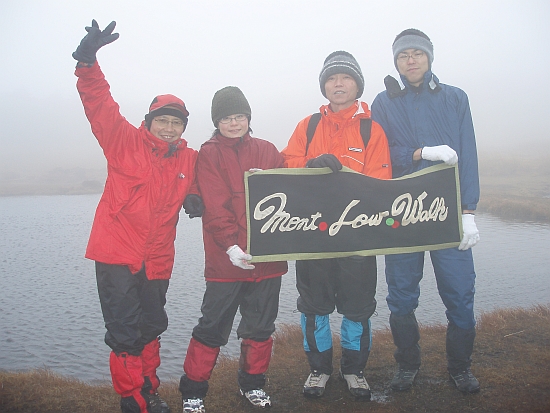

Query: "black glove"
left=306, top=154, right=343, bottom=173
left=183, top=194, right=205, bottom=218
left=72, top=20, right=119, bottom=63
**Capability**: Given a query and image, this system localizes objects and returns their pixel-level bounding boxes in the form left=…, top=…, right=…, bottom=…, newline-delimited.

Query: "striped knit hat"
left=319, top=51, right=364, bottom=99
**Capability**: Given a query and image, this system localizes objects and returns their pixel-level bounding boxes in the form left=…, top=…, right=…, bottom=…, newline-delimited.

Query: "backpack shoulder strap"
left=305, top=113, right=322, bottom=156
left=359, top=118, right=372, bottom=149
left=305, top=113, right=372, bottom=155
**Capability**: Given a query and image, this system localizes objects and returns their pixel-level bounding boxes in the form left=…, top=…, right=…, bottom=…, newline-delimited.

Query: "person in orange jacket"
left=281, top=51, right=392, bottom=401
left=73, top=20, right=203, bottom=413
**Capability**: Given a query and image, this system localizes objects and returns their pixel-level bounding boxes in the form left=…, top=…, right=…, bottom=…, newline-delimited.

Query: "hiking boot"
left=145, top=392, right=170, bottom=413
left=390, top=368, right=418, bottom=391
left=339, top=370, right=371, bottom=400
left=240, top=388, right=272, bottom=408
left=182, top=398, right=205, bottom=413
left=303, top=370, right=330, bottom=398
left=449, top=369, right=480, bottom=393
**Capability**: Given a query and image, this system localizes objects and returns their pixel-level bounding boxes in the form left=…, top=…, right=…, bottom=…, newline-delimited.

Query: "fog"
left=1, top=0, right=549, bottom=182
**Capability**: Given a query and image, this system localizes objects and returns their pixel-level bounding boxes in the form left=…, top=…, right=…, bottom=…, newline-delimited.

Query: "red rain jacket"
left=76, top=63, right=198, bottom=280
left=197, top=133, right=287, bottom=281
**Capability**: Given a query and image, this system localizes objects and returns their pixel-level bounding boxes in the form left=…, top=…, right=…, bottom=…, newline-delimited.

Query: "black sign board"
left=245, top=164, right=462, bottom=262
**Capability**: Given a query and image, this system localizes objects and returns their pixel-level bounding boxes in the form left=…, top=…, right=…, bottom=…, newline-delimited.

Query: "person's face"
left=396, top=48, right=429, bottom=87
left=218, top=114, right=249, bottom=139
left=324, top=73, right=358, bottom=112
left=149, top=114, right=185, bottom=143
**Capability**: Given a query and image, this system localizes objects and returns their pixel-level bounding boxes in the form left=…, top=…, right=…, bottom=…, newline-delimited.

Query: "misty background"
left=1, top=0, right=549, bottom=190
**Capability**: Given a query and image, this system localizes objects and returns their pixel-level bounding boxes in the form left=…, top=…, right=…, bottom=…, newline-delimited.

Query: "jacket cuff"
left=76, top=61, right=95, bottom=69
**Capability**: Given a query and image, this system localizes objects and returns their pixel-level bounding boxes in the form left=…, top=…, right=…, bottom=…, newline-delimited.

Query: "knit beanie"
left=319, top=51, right=364, bottom=99
left=144, top=94, right=189, bottom=129
left=211, top=86, right=251, bottom=126
left=392, top=28, right=434, bottom=69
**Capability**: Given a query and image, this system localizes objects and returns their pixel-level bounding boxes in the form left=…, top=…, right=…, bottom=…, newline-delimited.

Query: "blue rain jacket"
left=371, top=71, right=479, bottom=211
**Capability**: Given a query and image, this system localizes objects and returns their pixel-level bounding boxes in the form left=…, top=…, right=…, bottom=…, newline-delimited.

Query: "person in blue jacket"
left=371, top=28, right=481, bottom=394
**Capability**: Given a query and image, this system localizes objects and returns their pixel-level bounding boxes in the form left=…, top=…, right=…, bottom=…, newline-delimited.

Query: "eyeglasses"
left=218, top=114, right=248, bottom=124
left=397, top=51, right=425, bottom=62
left=154, top=117, right=185, bottom=128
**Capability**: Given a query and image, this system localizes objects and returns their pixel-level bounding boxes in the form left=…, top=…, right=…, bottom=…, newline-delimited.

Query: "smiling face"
left=324, top=73, right=359, bottom=112
left=149, top=114, right=185, bottom=143
left=218, top=114, right=249, bottom=139
left=396, top=48, right=429, bottom=87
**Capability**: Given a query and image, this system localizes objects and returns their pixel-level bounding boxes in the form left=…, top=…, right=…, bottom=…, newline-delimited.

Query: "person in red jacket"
left=281, top=51, right=392, bottom=401
left=178, top=86, right=287, bottom=413
left=73, top=20, right=203, bottom=413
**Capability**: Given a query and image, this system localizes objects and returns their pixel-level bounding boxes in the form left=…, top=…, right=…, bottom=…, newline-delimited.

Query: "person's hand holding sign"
left=306, top=154, right=343, bottom=172
left=421, top=145, right=458, bottom=165
left=227, top=245, right=255, bottom=269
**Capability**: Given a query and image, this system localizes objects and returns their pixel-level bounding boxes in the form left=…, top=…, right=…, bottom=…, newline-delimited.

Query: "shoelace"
left=243, top=389, right=271, bottom=407
left=307, top=373, right=324, bottom=386
left=343, top=372, right=369, bottom=388
left=247, top=389, right=268, bottom=397
left=355, top=375, right=368, bottom=388
left=453, top=370, right=474, bottom=383
left=183, top=398, right=204, bottom=411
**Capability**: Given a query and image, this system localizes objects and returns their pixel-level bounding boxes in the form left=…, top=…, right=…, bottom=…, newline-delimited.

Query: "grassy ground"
left=1, top=305, right=549, bottom=413
left=477, top=155, right=550, bottom=222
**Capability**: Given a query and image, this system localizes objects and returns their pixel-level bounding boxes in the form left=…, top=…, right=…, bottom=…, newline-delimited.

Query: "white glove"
left=458, top=214, right=480, bottom=250
left=226, top=245, right=255, bottom=270
left=249, top=168, right=263, bottom=173
left=421, top=145, right=458, bottom=165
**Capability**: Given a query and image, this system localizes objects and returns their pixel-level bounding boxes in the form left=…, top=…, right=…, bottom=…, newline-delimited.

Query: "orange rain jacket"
left=76, top=63, right=198, bottom=280
left=282, top=101, right=392, bottom=179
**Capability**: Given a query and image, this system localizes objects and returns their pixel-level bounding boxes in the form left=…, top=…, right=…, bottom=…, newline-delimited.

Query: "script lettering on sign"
left=245, top=164, right=462, bottom=262
left=254, top=193, right=321, bottom=233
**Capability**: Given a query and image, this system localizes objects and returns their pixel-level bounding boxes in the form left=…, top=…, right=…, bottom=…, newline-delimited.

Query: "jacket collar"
left=140, top=122, right=187, bottom=157
left=385, top=71, right=441, bottom=98
left=320, top=100, right=371, bottom=120
left=207, top=131, right=251, bottom=146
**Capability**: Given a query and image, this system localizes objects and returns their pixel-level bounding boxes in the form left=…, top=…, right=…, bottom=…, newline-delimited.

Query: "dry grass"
left=2, top=306, right=549, bottom=413
left=0, top=369, right=116, bottom=413
left=478, top=155, right=550, bottom=222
